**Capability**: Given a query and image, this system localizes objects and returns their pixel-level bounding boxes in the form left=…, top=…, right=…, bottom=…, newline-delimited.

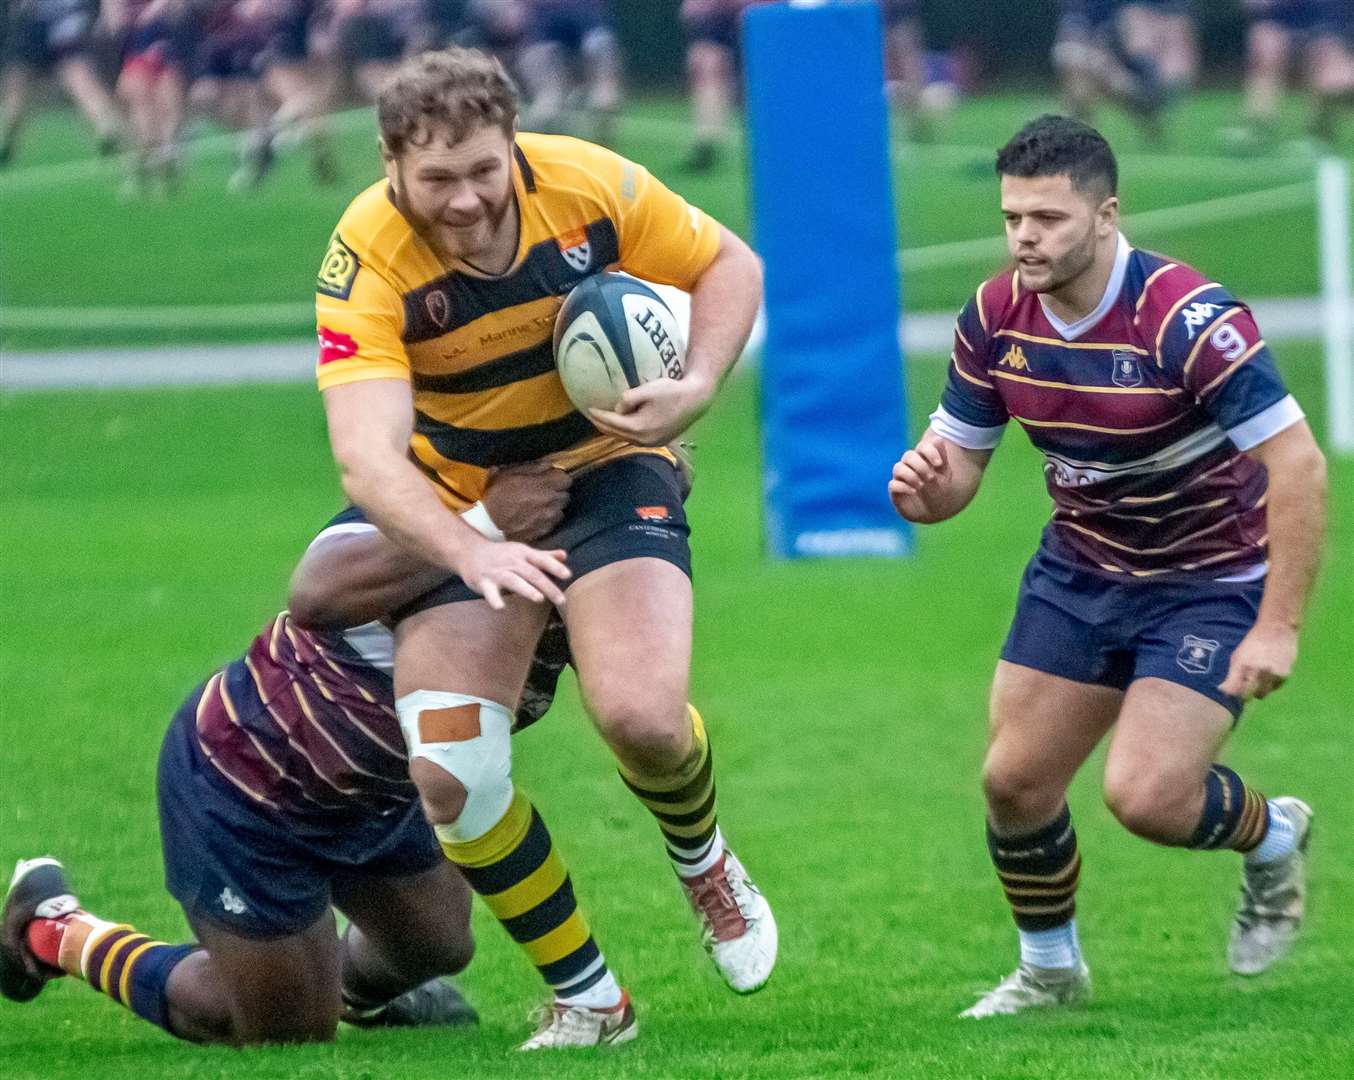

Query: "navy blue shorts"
left=1000, top=547, right=1263, bottom=718
left=5, top=9, right=94, bottom=71
left=1249, top=1, right=1348, bottom=38
left=395, top=453, right=691, bottom=618
left=525, top=2, right=609, bottom=50
left=158, top=692, right=442, bottom=939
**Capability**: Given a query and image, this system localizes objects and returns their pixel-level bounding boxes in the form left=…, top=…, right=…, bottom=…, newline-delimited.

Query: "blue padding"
left=744, top=0, right=911, bottom=559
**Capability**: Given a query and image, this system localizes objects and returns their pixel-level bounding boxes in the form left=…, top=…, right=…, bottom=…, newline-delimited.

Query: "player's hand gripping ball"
left=552, top=272, right=686, bottom=412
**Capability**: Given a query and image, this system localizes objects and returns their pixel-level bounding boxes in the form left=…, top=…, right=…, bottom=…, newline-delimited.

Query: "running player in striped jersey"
left=889, top=116, right=1327, bottom=1016
left=0, top=467, right=623, bottom=1047
left=316, top=46, right=775, bottom=1048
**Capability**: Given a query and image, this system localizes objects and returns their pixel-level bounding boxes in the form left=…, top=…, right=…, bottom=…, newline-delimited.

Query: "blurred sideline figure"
left=0, top=0, right=124, bottom=166
left=1053, top=0, right=1199, bottom=142
left=1228, top=0, right=1354, bottom=149
left=517, top=0, right=621, bottom=144
left=104, top=0, right=192, bottom=196
left=679, top=0, right=765, bottom=171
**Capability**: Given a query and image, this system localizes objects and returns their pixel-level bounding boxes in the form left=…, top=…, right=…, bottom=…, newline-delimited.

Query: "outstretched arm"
left=324, top=379, right=570, bottom=609
left=289, top=462, right=573, bottom=629
left=888, top=428, right=993, bottom=525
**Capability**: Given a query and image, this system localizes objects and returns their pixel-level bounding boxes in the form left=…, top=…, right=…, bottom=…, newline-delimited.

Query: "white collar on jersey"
left=1038, top=232, right=1132, bottom=341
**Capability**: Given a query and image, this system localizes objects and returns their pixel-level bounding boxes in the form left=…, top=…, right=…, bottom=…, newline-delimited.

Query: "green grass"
left=2, top=90, right=1350, bottom=350
left=1, top=340, right=1350, bottom=1078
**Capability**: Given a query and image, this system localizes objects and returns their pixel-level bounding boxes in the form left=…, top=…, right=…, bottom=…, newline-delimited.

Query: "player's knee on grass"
left=397, top=690, right=513, bottom=841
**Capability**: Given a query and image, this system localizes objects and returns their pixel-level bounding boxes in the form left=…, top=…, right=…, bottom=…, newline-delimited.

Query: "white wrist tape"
left=396, top=690, right=514, bottom=843
left=461, top=501, right=506, bottom=542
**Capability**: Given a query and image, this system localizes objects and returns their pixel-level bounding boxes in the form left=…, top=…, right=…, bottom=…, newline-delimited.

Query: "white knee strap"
left=396, top=690, right=514, bottom=844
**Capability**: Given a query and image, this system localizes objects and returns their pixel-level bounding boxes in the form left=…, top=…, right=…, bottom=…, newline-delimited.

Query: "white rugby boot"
left=679, top=850, right=777, bottom=994
left=517, top=991, right=637, bottom=1050
left=960, top=961, right=1092, bottom=1018
left=1228, top=797, right=1313, bottom=976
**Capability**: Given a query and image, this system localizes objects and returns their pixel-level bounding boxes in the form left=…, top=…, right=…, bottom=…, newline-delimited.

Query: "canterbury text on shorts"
left=394, top=452, right=691, bottom=619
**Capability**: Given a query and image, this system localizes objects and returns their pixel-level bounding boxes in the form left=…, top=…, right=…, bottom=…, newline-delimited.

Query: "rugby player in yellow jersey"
left=313, top=46, right=774, bottom=1048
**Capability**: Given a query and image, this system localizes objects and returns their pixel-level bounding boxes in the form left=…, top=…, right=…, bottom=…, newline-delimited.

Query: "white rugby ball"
left=553, top=272, right=686, bottom=412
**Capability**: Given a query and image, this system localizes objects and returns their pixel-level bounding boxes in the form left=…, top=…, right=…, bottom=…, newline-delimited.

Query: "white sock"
left=1018, top=920, right=1081, bottom=971
left=1245, top=800, right=1297, bottom=865
left=556, top=969, right=623, bottom=1010
left=672, top=826, right=726, bottom=879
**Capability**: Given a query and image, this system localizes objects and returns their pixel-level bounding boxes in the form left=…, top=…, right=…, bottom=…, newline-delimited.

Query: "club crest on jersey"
left=557, top=228, right=591, bottom=273
left=426, top=289, right=451, bottom=329
left=317, top=235, right=360, bottom=300
left=1176, top=634, right=1220, bottom=675
left=1111, top=349, right=1143, bottom=387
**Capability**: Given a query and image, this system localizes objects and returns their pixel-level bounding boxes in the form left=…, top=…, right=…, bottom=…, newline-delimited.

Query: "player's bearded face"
left=386, top=123, right=517, bottom=262
left=1000, top=174, right=1108, bottom=294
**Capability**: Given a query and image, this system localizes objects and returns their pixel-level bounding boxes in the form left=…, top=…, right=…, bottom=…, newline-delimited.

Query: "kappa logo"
left=317, top=235, right=360, bottom=300
left=997, top=343, right=1030, bottom=371
left=1181, top=301, right=1221, bottom=339
left=426, top=289, right=451, bottom=330
left=219, top=887, right=248, bottom=915
left=1111, top=349, right=1143, bottom=387
left=1176, top=634, right=1221, bottom=675
left=557, top=228, right=591, bottom=273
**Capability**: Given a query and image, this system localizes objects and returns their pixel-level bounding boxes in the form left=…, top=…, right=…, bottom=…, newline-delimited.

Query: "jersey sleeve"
left=931, top=293, right=1008, bottom=450
left=611, top=157, right=722, bottom=290
left=1158, top=288, right=1303, bottom=451
left=314, top=232, right=410, bottom=392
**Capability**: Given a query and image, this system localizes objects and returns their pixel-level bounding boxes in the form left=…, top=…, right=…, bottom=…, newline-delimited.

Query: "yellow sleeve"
left=314, top=233, right=410, bottom=392
left=612, top=159, right=722, bottom=291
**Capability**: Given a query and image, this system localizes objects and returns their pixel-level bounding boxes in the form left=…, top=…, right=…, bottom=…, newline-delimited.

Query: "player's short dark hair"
left=378, top=46, right=518, bottom=156
left=995, top=115, right=1118, bottom=201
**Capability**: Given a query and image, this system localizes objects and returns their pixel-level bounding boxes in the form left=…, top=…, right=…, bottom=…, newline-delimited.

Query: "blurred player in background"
left=455, top=0, right=532, bottom=75
left=315, top=45, right=774, bottom=1047
left=216, top=0, right=342, bottom=190
left=1228, top=0, right=1354, bottom=148
left=1053, top=0, right=1194, bottom=141
left=311, top=0, right=425, bottom=102
left=0, top=469, right=609, bottom=1046
left=103, top=0, right=193, bottom=196
left=890, top=115, right=1326, bottom=1016
left=0, top=0, right=125, bottom=165
left=678, top=0, right=767, bottom=171
left=517, top=0, right=621, bottom=143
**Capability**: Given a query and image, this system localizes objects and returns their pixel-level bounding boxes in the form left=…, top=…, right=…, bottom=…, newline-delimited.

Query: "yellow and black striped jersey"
left=315, top=132, right=721, bottom=508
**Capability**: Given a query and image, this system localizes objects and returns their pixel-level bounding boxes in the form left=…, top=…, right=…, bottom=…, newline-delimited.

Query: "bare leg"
left=982, top=661, right=1122, bottom=834
left=0, top=65, right=35, bottom=163
left=54, top=56, right=123, bottom=150
left=1102, top=677, right=1236, bottom=845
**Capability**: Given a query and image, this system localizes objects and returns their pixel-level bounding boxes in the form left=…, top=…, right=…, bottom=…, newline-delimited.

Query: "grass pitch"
left=1, top=85, right=1351, bottom=1077
left=1, top=90, right=1350, bottom=350
left=1, top=343, right=1350, bottom=1078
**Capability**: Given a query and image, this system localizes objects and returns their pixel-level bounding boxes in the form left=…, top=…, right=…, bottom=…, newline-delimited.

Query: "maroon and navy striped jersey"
left=933, top=235, right=1303, bottom=578
left=193, top=519, right=569, bottom=816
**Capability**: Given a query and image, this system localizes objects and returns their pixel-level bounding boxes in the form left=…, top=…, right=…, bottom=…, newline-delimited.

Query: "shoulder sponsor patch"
left=317, top=325, right=359, bottom=365
left=317, top=235, right=360, bottom=300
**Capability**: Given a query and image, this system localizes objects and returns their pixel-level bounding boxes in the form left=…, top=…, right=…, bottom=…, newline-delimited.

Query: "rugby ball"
left=553, top=272, right=686, bottom=412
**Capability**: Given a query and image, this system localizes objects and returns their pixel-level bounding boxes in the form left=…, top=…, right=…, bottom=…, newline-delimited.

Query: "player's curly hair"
left=378, top=46, right=519, bottom=156
left=996, top=115, right=1118, bottom=201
